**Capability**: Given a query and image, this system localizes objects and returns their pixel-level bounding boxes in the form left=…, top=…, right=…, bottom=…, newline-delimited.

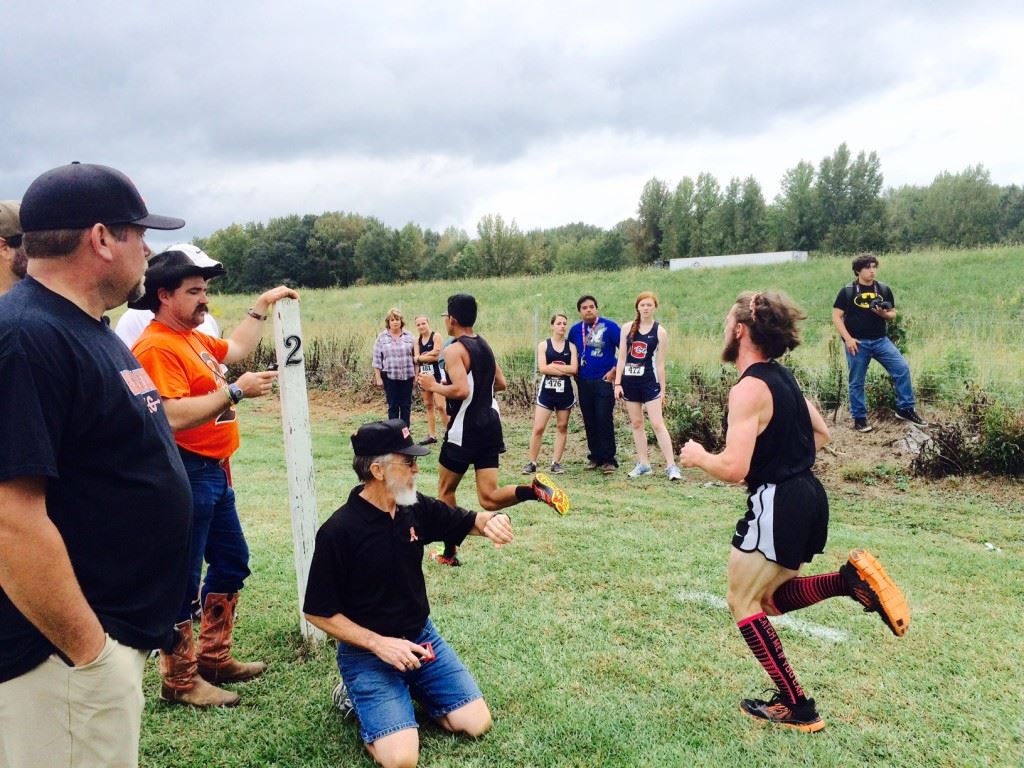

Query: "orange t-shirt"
left=132, top=321, right=239, bottom=460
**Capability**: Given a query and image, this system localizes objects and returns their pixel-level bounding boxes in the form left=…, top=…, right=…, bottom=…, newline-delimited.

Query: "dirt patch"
left=816, top=412, right=1023, bottom=504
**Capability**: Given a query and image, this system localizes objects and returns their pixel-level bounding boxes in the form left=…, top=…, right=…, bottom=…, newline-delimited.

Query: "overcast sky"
left=3, top=1, right=1022, bottom=246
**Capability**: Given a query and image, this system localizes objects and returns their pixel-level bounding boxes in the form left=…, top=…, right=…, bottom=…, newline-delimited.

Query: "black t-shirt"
left=742, top=361, right=816, bottom=491
left=0, top=278, right=192, bottom=682
left=833, top=280, right=895, bottom=341
left=303, top=486, right=477, bottom=639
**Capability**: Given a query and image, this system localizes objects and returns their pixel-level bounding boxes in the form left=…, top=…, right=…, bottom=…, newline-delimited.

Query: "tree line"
left=196, top=143, right=1024, bottom=293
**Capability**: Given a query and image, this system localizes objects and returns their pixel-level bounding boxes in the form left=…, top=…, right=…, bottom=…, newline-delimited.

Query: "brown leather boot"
left=159, top=620, right=240, bottom=707
left=197, top=592, right=267, bottom=684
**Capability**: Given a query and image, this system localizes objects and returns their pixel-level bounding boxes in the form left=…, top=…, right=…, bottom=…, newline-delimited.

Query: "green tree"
left=660, top=177, right=696, bottom=260
left=395, top=222, right=427, bottom=283
left=306, top=212, right=367, bottom=287
left=692, top=172, right=721, bottom=256
left=736, top=176, right=768, bottom=252
left=771, top=160, right=819, bottom=250
left=354, top=220, right=399, bottom=284
left=476, top=214, right=527, bottom=276
left=636, top=178, right=670, bottom=263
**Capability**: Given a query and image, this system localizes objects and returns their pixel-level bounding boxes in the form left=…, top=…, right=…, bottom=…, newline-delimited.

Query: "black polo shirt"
left=303, top=486, right=477, bottom=639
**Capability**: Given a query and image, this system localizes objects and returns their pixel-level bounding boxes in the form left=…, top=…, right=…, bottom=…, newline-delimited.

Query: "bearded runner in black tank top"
left=444, top=334, right=505, bottom=455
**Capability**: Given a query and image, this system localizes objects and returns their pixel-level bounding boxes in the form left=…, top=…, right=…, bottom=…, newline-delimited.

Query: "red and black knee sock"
left=769, top=572, right=847, bottom=614
left=737, top=612, right=807, bottom=705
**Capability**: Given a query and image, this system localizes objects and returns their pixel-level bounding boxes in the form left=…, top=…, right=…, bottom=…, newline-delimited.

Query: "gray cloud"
left=3, top=0, right=1021, bottom=236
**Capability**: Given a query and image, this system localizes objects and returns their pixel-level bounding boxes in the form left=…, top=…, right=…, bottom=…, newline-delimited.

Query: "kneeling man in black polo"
left=303, top=419, right=514, bottom=768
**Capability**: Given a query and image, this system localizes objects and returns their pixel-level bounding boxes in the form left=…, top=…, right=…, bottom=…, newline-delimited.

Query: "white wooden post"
left=272, top=298, right=325, bottom=643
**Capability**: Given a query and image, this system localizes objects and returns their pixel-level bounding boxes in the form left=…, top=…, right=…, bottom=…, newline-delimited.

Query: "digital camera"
left=870, top=297, right=893, bottom=311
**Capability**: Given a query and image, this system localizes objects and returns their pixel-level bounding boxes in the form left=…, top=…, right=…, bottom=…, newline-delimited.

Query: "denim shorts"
left=336, top=618, right=483, bottom=744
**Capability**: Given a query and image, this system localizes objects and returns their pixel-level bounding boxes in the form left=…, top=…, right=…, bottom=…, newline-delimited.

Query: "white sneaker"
left=666, top=465, right=682, bottom=481
left=627, top=463, right=652, bottom=478
left=332, top=681, right=354, bottom=719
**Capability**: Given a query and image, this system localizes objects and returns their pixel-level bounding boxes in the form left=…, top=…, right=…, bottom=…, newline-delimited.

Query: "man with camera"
left=303, top=419, right=514, bottom=768
left=832, top=253, right=927, bottom=432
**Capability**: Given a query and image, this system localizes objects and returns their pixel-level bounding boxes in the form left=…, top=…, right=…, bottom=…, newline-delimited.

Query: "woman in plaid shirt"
left=373, top=308, right=417, bottom=428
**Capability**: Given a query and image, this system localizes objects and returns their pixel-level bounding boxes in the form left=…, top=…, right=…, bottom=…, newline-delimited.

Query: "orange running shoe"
left=532, top=472, right=570, bottom=516
left=841, top=548, right=910, bottom=637
left=429, top=549, right=461, bottom=567
left=740, top=692, right=825, bottom=733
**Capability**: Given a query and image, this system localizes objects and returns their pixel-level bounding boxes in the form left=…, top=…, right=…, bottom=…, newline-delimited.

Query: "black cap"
left=351, top=420, right=430, bottom=458
left=128, top=244, right=226, bottom=311
left=19, top=162, right=185, bottom=232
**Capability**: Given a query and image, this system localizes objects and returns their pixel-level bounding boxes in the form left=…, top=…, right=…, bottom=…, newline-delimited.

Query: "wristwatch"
left=227, top=383, right=245, bottom=405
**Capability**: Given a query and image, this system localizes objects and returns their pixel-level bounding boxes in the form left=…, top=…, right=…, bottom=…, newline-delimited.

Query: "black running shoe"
left=895, top=408, right=928, bottom=426
left=740, top=691, right=825, bottom=732
left=854, top=417, right=873, bottom=433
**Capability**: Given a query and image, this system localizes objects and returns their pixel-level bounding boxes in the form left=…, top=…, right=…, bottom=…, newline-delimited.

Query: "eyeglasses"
left=376, top=454, right=418, bottom=469
left=1, top=235, right=21, bottom=248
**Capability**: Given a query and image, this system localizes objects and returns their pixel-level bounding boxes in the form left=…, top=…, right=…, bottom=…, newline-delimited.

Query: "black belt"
left=178, top=448, right=228, bottom=467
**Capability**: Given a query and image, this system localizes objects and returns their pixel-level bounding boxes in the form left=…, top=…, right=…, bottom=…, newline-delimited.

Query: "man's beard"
left=386, top=473, right=418, bottom=507
left=721, top=334, right=740, bottom=363
left=11, top=249, right=27, bottom=279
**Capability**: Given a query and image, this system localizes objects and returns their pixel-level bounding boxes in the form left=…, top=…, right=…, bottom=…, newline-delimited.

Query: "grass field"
left=139, top=396, right=1024, bottom=767
left=114, top=244, right=1024, bottom=404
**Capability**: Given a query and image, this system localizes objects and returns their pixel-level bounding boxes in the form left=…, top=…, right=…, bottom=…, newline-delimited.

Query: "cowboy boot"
left=159, top=620, right=240, bottom=707
left=197, top=592, right=268, bottom=684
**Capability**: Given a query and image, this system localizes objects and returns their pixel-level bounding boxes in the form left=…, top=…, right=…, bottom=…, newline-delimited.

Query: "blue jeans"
left=336, top=618, right=483, bottom=745
left=577, top=377, right=617, bottom=465
left=177, top=451, right=251, bottom=622
left=845, top=337, right=915, bottom=419
left=381, top=374, right=414, bottom=426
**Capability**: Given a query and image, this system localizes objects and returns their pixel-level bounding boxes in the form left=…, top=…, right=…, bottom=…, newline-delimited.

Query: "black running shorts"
left=732, top=471, right=829, bottom=570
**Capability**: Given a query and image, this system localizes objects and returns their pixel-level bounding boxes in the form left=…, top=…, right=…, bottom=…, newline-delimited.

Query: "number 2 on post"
left=284, top=335, right=303, bottom=366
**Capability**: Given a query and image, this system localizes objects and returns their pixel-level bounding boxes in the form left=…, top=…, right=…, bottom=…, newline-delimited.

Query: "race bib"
left=543, top=377, right=566, bottom=393
left=419, top=364, right=434, bottom=373
left=624, top=364, right=645, bottom=377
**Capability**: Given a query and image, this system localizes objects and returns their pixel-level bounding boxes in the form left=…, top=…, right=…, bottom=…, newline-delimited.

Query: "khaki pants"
left=0, top=635, right=148, bottom=768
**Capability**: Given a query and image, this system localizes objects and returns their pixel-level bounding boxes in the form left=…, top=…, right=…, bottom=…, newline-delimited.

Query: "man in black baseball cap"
left=303, top=419, right=513, bottom=767
left=0, top=163, right=191, bottom=767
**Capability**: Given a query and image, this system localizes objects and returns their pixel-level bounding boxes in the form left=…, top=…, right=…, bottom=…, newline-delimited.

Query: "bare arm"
left=161, top=370, right=278, bottom=432
left=831, top=307, right=858, bottom=355
left=415, top=333, right=443, bottom=365
left=493, top=359, right=507, bottom=393
left=656, top=324, right=669, bottom=398
left=565, top=341, right=579, bottom=376
left=223, top=286, right=300, bottom=364
left=805, top=397, right=831, bottom=450
left=303, top=611, right=433, bottom=671
left=613, top=326, right=629, bottom=398
left=0, top=477, right=106, bottom=666
left=679, top=377, right=768, bottom=483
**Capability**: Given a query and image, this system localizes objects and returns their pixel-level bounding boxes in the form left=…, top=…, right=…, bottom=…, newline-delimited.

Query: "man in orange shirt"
left=131, top=245, right=298, bottom=707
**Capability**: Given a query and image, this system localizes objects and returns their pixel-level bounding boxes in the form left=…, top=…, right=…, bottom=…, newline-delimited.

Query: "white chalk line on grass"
left=676, top=590, right=849, bottom=644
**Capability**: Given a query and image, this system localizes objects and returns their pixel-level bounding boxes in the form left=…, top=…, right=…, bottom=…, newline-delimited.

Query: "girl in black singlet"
left=414, top=315, right=445, bottom=445
left=613, top=292, right=681, bottom=480
left=523, top=313, right=578, bottom=475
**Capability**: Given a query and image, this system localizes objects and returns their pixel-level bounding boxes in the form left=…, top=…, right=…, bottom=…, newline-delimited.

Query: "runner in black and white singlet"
left=523, top=313, right=578, bottom=475
left=613, top=292, right=680, bottom=481
left=414, top=315, right=445, bottom=446
left=680, top=290, right=909, bottom=733
left=417, top=294, right=570, bottom=566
